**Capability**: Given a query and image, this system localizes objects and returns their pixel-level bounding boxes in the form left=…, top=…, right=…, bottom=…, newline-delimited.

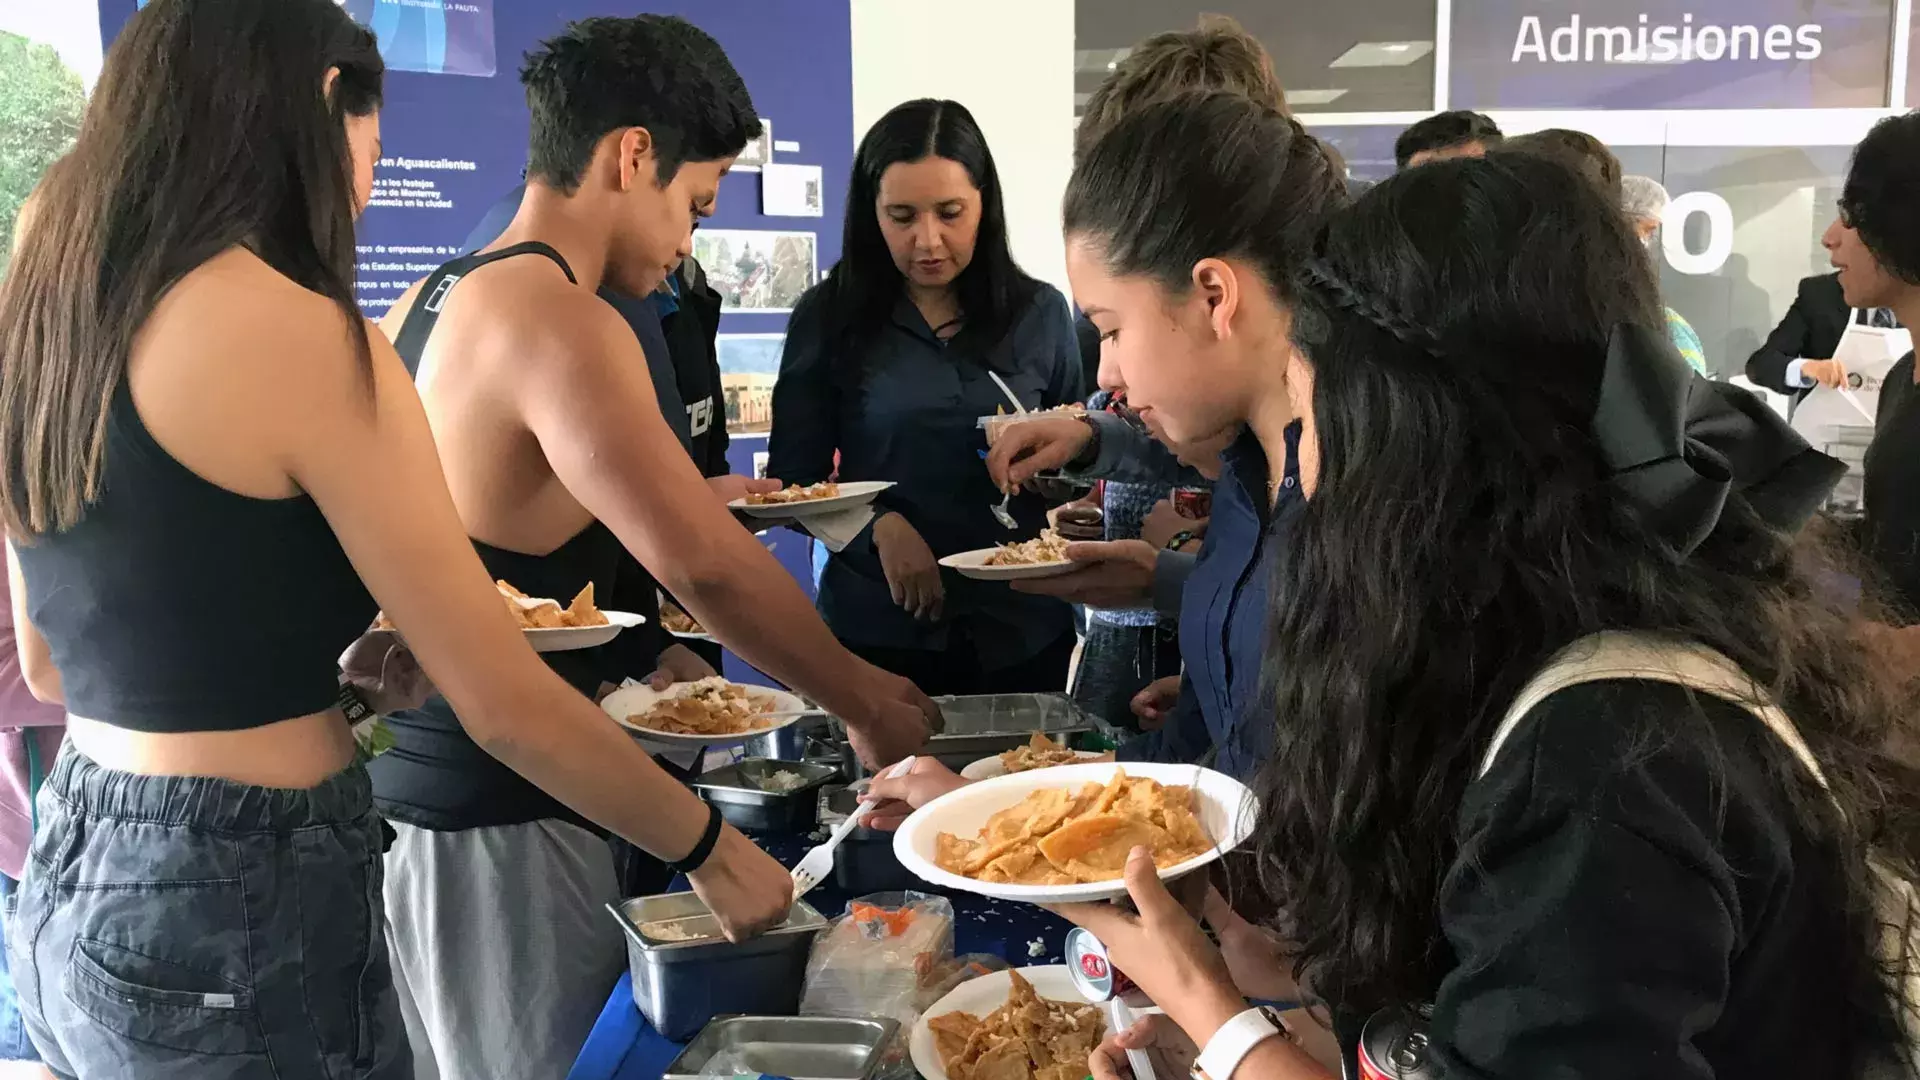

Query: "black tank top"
left=369, top=242, right=625, bottom=832
left=14, top=372, right=376, bottom=731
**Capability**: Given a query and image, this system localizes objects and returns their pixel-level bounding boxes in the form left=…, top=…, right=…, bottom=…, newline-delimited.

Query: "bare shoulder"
left=379, top=277, right=431, bottom=339
left=454, top=264, right=640, bottom=383
left=143, top=249, right=378, bottom=396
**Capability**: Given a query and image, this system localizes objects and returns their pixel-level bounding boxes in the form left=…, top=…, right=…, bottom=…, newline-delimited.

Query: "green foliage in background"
left=0, top=31, right=86, bottom=278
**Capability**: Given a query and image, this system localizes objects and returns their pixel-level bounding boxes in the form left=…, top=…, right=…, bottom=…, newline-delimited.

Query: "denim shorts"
left=4, top=749, right=410, bottom=1079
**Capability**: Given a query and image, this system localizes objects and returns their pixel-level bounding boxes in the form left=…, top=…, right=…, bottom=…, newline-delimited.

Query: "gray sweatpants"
left=383, top=820, right=624, bottom=1080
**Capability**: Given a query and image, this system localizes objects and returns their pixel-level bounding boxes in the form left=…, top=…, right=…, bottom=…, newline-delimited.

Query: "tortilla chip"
left=1038, top=814, right=1170, bottom=878
left=928, top=1010, right=982, bottom=1068
left=564, top=583, right=609, bottom=627
left=936, top=833, right=982, bottom=875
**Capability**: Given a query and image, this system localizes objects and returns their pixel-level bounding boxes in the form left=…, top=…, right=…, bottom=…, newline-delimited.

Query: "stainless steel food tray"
left=691, top=759, right=841, bottom=833
left=661, top=1015, right=900, bottom=1080
left=610, top=893, right=828, bottom=1042
left=838, top=692, right=1096, bottom=777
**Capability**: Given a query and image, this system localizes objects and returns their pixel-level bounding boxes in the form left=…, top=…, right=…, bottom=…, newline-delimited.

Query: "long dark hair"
left=816, top=99, right=1037, bottom=383
left=1257, top=151, right=1916, bottom=1053
left=1063, top=93, right=1344, bottom=303
left=0, top=0, right=382, bottom=537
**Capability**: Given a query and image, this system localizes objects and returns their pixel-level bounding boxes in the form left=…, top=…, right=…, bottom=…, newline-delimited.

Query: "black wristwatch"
left=1066, top=413, right=1102, bottom=471
left=668, top=802, right=726, bottom=876
left=336, top=682, right=376, bottom=725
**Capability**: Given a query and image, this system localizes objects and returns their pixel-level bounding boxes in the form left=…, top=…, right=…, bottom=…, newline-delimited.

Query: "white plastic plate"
left=366, top=610, right=645, bottom=654
left=937, top=548, right=1076, bottom=581
left=908, top=967, right=1096, bottom=1080
left=893, top=761, right=1257, bottom=905
left=728, top=480, right=895, bottom=519
left=603, top=681, right=811, bottom=747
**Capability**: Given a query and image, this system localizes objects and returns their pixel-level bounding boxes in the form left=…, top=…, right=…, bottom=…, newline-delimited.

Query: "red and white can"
left=1354, top=1007, right=1437, bottom=1080
left=1063, top=928, right=1153, bottom=1010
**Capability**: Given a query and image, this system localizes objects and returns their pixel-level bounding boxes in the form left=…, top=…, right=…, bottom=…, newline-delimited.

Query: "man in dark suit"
left=1746, top=271, right=1896, bottom=396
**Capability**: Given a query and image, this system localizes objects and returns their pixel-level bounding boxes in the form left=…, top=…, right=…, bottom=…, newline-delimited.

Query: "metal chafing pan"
left=837, top=693, right=1096, bottom=778
left=609, top=892, right=828, bottom=1042
left=661, top=1015, right=900, bottom=1080
left=691, top=759, right=841, bottom=833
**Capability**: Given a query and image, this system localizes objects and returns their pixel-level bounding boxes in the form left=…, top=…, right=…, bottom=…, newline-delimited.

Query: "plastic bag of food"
left=800, top=892, right=1009, bottom=1079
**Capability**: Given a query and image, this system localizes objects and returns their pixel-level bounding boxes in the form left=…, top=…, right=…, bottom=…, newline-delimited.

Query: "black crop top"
left=14, top=379, right=376, bottom=731
left=369, top=242, right=627, bottom=832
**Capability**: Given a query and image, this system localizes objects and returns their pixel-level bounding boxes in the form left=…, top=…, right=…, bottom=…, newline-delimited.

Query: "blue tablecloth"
left=565, top=833, right=1073, bottom=1080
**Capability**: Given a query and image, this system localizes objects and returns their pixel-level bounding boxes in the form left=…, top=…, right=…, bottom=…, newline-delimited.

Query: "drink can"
left=1172, top=486, right=1212, bottom=519
left=1355, top=1006, right=1437, bottom=1080
left=1063, top=929, right=1150, bottom=1009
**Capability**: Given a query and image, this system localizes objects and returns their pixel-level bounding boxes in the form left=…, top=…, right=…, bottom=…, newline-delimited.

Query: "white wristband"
left=1193, top=1006, right=1285, bottom=1080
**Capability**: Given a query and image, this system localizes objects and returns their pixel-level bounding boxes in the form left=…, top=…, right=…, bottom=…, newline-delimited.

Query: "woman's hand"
left=1130, top=675, right=1182, bottom=732
left=339, top=633, right=433, bottom=714
left=1090, top=1012, right=1199, bottom=1080
left=644, top=642, right=718, bottom=690
left=985, top=414, right=1094, bottom=490
left=1012, top=540, right=1156, bottom=608
left=1800, top=358, right=1848, bottom=389
left=1202, top=888, right=1303, bottom=1004
left=1051, top=848, right=1250, bottom=1047
left=708, top=474, right=783, bottom=505
left=859, top=756, right=970, bottom=830
left=873, top=512, right=944, bottom=622
left=1141, top=498, right=1201, bottom=550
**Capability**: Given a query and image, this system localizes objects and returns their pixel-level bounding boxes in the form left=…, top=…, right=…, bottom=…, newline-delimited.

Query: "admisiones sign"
left=1510, top=14, right=1823, bottom=64
left=1451, top=1, right=1894, bottom=110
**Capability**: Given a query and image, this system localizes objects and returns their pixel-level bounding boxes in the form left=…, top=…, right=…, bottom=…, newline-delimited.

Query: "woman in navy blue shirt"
left=768, top=99, right=1084, bottom=694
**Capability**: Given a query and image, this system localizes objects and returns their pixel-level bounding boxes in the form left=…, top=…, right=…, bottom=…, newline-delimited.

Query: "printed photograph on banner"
left=734, top=119, right=773, bottom=171
left=761, top=162, right=825, bottom=217
left=717, top=334, right=784, bottom=435
left=694, top=229, right=816, bottom=314
left=0, top=1, right=95, bottom=278
left=346, top=0, right=497, bottom=78
left=1450, top=0, right=1894, bottom=110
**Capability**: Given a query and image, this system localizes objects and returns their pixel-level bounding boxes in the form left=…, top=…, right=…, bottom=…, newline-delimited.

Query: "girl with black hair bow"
left=1051, top=93, right=1917, bottom=1080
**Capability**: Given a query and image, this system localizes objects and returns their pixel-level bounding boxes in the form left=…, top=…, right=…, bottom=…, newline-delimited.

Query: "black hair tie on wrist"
left=668, top=802, right=726, bottom=876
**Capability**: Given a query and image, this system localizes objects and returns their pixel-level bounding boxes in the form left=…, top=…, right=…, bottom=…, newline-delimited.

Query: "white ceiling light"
left=1329, top=40, right=1434, bottom=68
left=1286, top=89, right=1349, bottom=106
left=1073, top=48, right=1131, bottom=74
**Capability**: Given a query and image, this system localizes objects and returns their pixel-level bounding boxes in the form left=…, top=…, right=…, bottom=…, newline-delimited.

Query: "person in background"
left=1065, top=390, right=1206, bottom=731
left=1746, top=271, right=1897, bottom=397
left=1506, top=127, right=1621, bottom=197
left=0, top=576, right=57, bottom=1079
left=1053, top=95, right=1912, bottom=1080
left=1621, top=174, right=1708, bottom=374
left=0, top=182, right=58, bottom=1080
left=866, top=96, right=1346, bottom=832
left=767, top=99, right=1083, bottom=695
left=374, top=18, right=934, bottom=1077
left=1825, top=112, right=1920, bottom=635
left=1393, top=109, right=1503, bottom=169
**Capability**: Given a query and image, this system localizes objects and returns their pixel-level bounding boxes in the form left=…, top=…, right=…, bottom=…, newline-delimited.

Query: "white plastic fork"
left=985, top=371, right=1026, bottom=530
left=790, top=756, right=915, bottom=898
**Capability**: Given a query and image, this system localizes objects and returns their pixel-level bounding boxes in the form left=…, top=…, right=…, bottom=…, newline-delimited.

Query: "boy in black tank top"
left=371, top=19, right=940, bottom=1077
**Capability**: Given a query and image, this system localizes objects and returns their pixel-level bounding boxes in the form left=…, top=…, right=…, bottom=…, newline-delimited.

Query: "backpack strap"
left=1480, top=631, right=1828, bottom=791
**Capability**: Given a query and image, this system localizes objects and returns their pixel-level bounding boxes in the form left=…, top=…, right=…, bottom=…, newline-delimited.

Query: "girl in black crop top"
left=1045, top=105, right=1916, bottom=1078
left=0, top=5, right=795, bottom=1077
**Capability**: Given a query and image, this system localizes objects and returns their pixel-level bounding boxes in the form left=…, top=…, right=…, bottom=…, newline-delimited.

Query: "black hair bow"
left=1593, top=323, right=1845, bottom=557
